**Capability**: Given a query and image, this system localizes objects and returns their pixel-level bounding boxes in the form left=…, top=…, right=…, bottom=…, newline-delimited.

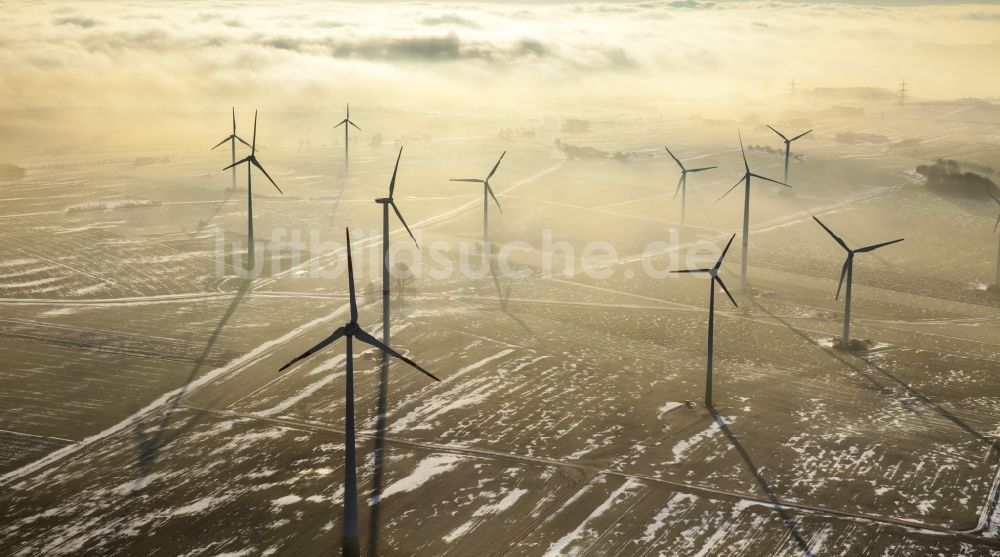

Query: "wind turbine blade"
left=749, top=173, right=790, bottom=188
left=487, top=151, right=506, bottom=181
left=715, top=276, right=738, bottom=308
left=278, top=327, right=346, bottom=372
left=211, top=137, right=230, bottom=150
left=671, top=268, right=712, bottom=274
left=354, top=328, right=440, bottom=382
left=715, top=233, right=737, bottom=269
left=349, top=120, right=362, bottom=131
left=835, top=259, right=849, bottom=300
left=251, top=110, right=258, bottom=152
left=994, top=211, right=1000, bottom=233
left=855, top=238, right=904, bottom=253
left=232, top=107, right=236, bottom=134
left=333, top=120, right=346, bottom=128
left=486, top=183, right=502, bottom=213
left=251, top=160, right=283, bottom=194
left=391, top=201, right=418, bottom=247
left=346, top=228, right=358, bottom=322
left=766, top=125, right=788, bottom=142
left=687, top=166, right=717, bottom=173
left=791, top=129, right=814, bottom=141
left=673, top=175, right=683, bottom=200
left=664, top=146, right=684, bottom=170
left=223, top=156, right=251, bottom=172
left=716, top=174, right=746, bottom=203
left=450, top=178, right=485, bottom=183
left=388, top=147, right=402, bottom=197
left=234, top=135, right=252, bottom=150
left=812, top=216, right=850, bottom=252
left=738, top=131, right=749, bottom=172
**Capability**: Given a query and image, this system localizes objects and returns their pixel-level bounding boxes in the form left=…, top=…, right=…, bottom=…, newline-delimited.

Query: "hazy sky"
left=2, top=1, right=998, bottom=111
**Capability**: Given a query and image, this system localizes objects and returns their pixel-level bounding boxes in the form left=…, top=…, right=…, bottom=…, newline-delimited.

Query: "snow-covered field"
left=2, top=102, right=1000, bottom=555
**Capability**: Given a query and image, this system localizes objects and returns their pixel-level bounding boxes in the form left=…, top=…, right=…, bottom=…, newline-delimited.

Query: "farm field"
left=1, top=97, right=1000, bottom=556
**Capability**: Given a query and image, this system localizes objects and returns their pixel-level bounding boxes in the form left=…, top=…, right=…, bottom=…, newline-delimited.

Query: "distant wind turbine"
left=987, top=188, right=1000, bottom=287
left=718, top=132, right=790, bottom=292
left=211, top=108, right=252, bottom=191
left=222, top=110, right=283, bottom=271
left=672, top=233, right=738, bottom=407
left=333, top=103, right=362, bottom=176
left=278, top=228, right=438, bottom=557
left=665, top=146, right=716, bottom=227
left=813, top=216, right=903, bottom=348
left=450, top=151, right=505, bottom=256
left=766, top=125, right=812, bottom=183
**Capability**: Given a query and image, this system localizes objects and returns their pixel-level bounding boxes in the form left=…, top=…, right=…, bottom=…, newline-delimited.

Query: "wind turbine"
left=278, top=228, right=438, bottom=557
left=718, top=132, right=789, bottom=292
left=211, top=108, right=252, bottom=191
left=374, top=146, right=418, bottom=355
left=450, top=151, right=505, bottom=256
left=665, top=146, right=716, bottom=227
left=766, top=125, right=812, bottom=183
left=813, top=216, right=903, bottom=349
left=333, top=103, right=362, bottom=176
left=369, top=147, right=418, bottom=555
left=672, top=233, right=738, bottom=407
left=988, top=189, right=1000, bottom=288
left=223, top=110, right=283, bottom=271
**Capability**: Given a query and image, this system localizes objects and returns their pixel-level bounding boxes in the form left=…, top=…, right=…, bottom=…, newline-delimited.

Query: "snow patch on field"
left=40, top=307, right=79, bottom=316
left=255, top=369, right=344, bottom=417
left=65, top=199, right=160, bottom=213
left=665, top=417, right=734, bottom=465
left=271, top=495, right=302, bottom=507
left=642, top=493, right=698, bottom=542
left=389, top=349, right=514, bottom=433
left=171, top=495, right=231, bottom=517
left=543, top=478, right=644, bottom=557
left=476, top=487, right=528, bottom=515
left=445, top=484, right=531, bottom=543
left=381, top=454, right=464, bottom=499
left=658, top=401, right=684, bottom=419
left=0, top=258, right=38, bottom=268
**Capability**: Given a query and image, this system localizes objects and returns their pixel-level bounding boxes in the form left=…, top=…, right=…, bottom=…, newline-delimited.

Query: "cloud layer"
left=1, top=1, right=999, bottom=110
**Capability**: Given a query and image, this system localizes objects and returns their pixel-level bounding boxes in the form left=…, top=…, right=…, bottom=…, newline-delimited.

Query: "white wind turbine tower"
left=717, top=132, right=790, bottom=292
left=673, top=233, right=738, bottom=407
left=813, top=216, right=903, bottom=348
left=278, top=228, right=438, bottom=557
left=211, top=108, right=251, bottom=191
left=222, top=110, right=283, bottom=271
